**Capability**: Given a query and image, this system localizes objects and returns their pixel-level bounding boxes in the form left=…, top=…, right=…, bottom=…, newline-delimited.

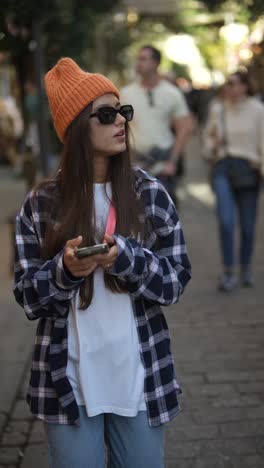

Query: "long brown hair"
left=231, top=71, right=255, bottom=96
left=37, top=103, right=143, bottom=308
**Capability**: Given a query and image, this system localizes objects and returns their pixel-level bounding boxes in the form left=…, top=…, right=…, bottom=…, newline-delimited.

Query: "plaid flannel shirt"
left=14, top=168, right=191, bottom=427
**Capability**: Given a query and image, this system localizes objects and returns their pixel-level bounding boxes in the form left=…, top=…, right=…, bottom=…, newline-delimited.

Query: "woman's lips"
left=114, top=129, right=125, bottom=137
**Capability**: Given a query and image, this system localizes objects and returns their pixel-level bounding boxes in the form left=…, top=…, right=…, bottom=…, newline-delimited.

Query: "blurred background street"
left=0, top=0, right=264, bottom=467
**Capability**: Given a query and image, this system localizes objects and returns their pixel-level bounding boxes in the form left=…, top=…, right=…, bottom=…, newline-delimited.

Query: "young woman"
left=204, top=71, right=264, bottom=292
left=14, top=58, right=191, bottom=468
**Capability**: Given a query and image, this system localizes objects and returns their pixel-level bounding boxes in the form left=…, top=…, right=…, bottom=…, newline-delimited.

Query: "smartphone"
left=75, top=243, right=109, bottom=259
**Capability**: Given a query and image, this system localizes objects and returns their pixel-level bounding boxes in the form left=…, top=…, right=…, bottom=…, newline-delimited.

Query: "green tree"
left=201, top=0, right=263, bottom=20
left=0, top=0, right=120, bottom=71
left=0, top=0, right=121, bottom=173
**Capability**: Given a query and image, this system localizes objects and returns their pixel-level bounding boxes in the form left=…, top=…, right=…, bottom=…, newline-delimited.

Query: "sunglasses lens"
left=120, top=105, right=134, bottom=122
left=98, top=108, right=116, bottom=124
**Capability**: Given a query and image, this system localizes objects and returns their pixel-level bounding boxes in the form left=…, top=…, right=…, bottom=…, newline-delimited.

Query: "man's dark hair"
left=140, top=45, right=161, bottom=65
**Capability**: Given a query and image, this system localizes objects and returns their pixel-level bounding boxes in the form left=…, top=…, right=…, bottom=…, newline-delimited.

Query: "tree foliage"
left=0, top=0, right=120, bottom=70
left=201, top=0, right=264, bottom=20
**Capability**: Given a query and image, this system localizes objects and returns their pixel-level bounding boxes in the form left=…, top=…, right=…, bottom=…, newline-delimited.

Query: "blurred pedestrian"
left=13, top=58, right=191, bottom=467
left=204, top=71, right=264, bottom=291
left=0, top=98, right=14, bottom=163
left=4, top=94, right=24, bottom=171
left=0, top=95, right=23, bottom=170
left=24, top=80, right=40, bottom=158
left=121, top=45, right=192, bottom=208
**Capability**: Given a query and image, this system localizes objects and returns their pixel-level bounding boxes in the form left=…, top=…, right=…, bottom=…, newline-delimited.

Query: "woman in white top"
left=14, top=58, right=191, bottom=467
left=204, top=71, right=263, bottom=291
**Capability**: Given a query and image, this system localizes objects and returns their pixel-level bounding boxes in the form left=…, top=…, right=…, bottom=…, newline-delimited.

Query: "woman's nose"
left=115, top=112, right=126, bottom=125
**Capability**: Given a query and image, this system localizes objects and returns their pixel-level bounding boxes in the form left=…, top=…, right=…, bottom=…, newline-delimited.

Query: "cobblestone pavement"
left=0, top=141, right=264, bottom=467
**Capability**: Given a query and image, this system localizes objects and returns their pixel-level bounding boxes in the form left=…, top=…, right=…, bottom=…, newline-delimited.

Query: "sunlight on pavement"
left=179, top=183, right=215, bottom=207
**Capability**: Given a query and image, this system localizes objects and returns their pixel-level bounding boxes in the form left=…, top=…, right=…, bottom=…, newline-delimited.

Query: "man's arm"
left=161, top=86, right=193, bottom=176
left=161, top=114, right=193, bottom=176
left=170, top=114, right=193, bottom=161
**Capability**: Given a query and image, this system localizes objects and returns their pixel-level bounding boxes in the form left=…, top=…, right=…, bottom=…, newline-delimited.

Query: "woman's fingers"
left=63, top=236, right=101, bottom=277
left=104, top=233, right=115, bottom=245
left=101, top=262, right=114, bottom=271
left=94, top=245, right=118, bottom=267
left=71, top=263, right=97, bottom=273
left=71, top=263, right=98, bottom=277
left=65, top=235, right=83, bottom=250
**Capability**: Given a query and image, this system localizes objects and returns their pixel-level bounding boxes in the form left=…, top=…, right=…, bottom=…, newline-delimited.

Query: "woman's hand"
left=213, top=135, right=223, bottom=150
left=63, top=236, right=98, bottom=278
left=94, top=234, right=118, bottom=271
left=160, top=160, right=177, bottom=176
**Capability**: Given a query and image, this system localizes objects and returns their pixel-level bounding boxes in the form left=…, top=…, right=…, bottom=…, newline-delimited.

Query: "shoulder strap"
left=221, top=104, right=228, bottom=151
left=105, top=202, right=116, bottom=236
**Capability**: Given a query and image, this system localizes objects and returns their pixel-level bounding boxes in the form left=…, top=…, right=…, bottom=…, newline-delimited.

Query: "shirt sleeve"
left=170, top=87, right=189, bottom=119
left=13, top=193, right=82, bottom=320
left=109, top=180, right=192, bottom=305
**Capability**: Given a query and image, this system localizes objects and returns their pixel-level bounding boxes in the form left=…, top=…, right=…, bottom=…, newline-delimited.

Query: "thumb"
left=66, top=235, right=83, bottom=250
left=104, top=233, right=115, bottom=245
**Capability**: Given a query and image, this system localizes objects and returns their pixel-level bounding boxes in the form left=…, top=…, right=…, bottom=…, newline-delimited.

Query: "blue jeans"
left=44, top=408, right=165, bottom=468
left=212, top=159, right=259, bottom=268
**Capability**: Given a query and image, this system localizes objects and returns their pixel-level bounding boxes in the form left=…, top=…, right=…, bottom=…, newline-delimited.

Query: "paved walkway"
left=0, top=141, right=264, bottom=467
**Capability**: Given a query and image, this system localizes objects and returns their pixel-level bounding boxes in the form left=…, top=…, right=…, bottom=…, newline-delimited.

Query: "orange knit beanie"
left=44, top=57, right=119, bottom=142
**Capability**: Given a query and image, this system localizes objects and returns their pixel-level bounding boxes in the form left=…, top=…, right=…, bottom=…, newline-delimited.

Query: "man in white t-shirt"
left=121, top=45, right=192, bottom=207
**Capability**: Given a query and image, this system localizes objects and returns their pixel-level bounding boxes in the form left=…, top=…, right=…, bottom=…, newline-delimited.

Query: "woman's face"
left=89, top=93, right=127, bottom=158
left=225, top=74, right=247, bottom=100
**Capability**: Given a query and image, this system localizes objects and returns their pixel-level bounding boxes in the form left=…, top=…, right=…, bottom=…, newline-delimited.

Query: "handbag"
left=226, top=156, right=260, bottom=190
left=221, top=107, right=260, bottom=190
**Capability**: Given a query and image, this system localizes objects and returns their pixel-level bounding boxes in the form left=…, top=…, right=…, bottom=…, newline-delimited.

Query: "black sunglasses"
left=90, top=104, right=134, bottom=125
left=147, top=90, right=154, bottom=106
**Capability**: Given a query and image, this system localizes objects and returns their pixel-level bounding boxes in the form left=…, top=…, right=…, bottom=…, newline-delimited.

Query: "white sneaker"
left=218, top=273, right=238, bottom=292
left=241, top=270, right=254, bottom=287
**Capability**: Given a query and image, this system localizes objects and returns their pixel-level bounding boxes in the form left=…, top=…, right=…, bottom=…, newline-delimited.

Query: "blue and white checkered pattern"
left=13, top=168, right=191, bottom=426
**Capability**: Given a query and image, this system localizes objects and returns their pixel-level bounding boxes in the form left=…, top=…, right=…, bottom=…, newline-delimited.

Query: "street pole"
left=32, top=18, right=49, bottom=177
left=95, top=16, right=108, bottom=74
